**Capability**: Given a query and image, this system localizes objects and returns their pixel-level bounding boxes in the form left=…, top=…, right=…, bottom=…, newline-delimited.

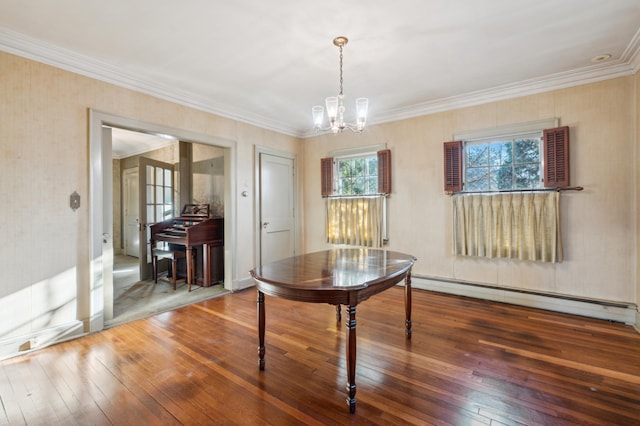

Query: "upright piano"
left=150, top=204, right=224, bottom=287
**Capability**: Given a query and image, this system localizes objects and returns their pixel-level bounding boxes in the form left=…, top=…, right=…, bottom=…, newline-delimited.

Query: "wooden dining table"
left=250, top=248, right=417, bottom=413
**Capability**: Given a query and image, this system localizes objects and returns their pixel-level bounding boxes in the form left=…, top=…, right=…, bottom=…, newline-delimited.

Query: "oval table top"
left=250, top=248, right=416, bottom=305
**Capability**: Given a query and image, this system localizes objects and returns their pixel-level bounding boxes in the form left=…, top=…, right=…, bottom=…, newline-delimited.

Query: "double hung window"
left=444, top=124, right=569, bottom=192
left=321, top=148, right=391, bottom=248
left=321, top=149, right=391, bottom=196
left=443, top=122, right=570, bottom=263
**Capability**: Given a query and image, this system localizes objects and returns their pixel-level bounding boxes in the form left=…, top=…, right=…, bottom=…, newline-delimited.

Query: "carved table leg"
left=405, top=272, right=412, bottom=339
left=258, top=290, right=266, bottom=370
left=346, top=304, right=357, bottom=413
left=336, top=304, right=341, bottom=322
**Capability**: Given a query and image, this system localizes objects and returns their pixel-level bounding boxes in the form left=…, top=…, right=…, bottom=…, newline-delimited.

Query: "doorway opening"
left=89, top=110, right=237, bottom=332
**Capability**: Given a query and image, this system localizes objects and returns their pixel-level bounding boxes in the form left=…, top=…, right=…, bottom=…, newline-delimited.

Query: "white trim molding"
left=0, top=320, right=86, bottom=361
left=411, top=275, right=637, bottom=325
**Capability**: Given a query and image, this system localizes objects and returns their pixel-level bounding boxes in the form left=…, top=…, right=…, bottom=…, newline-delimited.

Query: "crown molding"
left=621, top=27, right=640, bottom=73
left=374, top=60, right=637, bottom=127
left=0, top=28, right=303, bottom=137
left=2, top=27, right=639, bottom=139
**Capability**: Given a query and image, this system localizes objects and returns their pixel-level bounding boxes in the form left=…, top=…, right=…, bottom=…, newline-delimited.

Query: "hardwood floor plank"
left=1, top=287, right=639, bottom=425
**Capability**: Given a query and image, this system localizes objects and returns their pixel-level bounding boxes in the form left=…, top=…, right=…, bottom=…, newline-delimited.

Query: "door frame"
left=122, top=167, right=139, bottom=258
left=254, top=146, right=298, bottom=268
left=89, top=109, right=237, bottom=332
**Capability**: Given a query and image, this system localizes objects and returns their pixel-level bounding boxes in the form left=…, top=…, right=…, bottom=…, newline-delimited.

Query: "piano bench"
left=152, top=248, right=192, bottom=291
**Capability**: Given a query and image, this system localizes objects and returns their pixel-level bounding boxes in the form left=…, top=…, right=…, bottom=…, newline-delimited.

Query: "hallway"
left=107, top=255, right=228, bottom=327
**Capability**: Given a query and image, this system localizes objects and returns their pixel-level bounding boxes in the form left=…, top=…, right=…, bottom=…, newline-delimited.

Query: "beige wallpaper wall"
left=0, top=51, right=301, bottom=346
left=303, top=76, right=637, bottom=305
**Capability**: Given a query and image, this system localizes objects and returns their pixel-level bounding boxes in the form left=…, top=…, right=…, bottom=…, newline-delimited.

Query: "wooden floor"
left=1, top=287, right=639, bottom=425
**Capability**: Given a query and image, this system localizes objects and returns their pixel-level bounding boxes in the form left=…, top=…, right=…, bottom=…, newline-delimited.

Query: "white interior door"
left=139, top=157, right=175, bottom=280
left=259, top=152, right=295, bottom=265
left=123, top=168, right=139, bottom=257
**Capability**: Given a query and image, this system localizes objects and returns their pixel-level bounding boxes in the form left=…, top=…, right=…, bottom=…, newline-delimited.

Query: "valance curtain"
left=453, top=192, right=563, bottom=263
left=326, top=196, right=384, bottom=248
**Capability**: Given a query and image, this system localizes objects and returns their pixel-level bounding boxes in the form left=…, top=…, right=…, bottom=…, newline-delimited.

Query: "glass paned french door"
left=139, top=157, right=175, bottom=279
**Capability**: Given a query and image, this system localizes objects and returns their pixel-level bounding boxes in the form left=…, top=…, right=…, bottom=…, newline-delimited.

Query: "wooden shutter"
left=443, top=141, right=463, bottom=192
left=377, top=149, right=392, bottom=194
left=543, top=126, right=570, bottom=188
left=320, top=157, right=333, bottom=196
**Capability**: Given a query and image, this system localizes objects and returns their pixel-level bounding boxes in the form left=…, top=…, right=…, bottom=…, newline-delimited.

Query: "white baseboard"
left=411, top=276, right=637, bottom=325
left=0, top=320, right=87, bottom=361
left=234, top=277, right=256, bottom=292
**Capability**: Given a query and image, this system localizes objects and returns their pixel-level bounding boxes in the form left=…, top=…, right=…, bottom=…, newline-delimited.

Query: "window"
left=336, top=155, right=379, bottom=195
left=464, top=133, right=542, bottom=192
left=321, top=148, right=391, bottom=248
left=444, top=125, right=569, bottom=192
left=321, top=149, right=391, bottom=196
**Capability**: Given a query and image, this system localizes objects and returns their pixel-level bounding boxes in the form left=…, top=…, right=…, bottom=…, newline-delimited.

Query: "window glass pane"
left=156, top=205, right=164, bottom=221
left=147, top=205, right=155, bottom=222
left=339, top=160, right=353, bottom=178
left=164, top=187, right=172, bottom=205
left=489, top=141, right=512, bottom=166
left=147, top=185, right=154, bottom=203
left=156, top=186, right=163, bottom=204
left=353, top=159, right=364, bottom=177
left=367, top=158, right=377, bottom=176
left=146, top=165, right=154, bottom=184
left=466, top=144, right=488, bottom=168
left=342, top=178, right=355, bottom=195
left=490, top=166, right=513, bottom=190
left=163, top=204, right=173, bottom=219
left=366, top=177, right=378, bottom=193
left=514, top=139, right=540, bottom=164
left=164, top=169, right=172, bottom=186
left=156, top=167, right=163, bottom=185
left=466, top=167, right=489, bottom=191
left=145, top=226, right=152, bottom=263
left=353, top=177, right=365, bottom=194
left=514, top=165, right=541, bottom=189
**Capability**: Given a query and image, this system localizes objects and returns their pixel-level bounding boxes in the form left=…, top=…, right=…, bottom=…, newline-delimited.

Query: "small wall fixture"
left=70, top=191, right=80, bottom=211
left=312, top=36, right=368, bottom=134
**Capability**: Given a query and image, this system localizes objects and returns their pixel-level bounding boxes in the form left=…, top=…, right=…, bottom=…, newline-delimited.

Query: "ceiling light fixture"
left=591, top=53, right=612, bottom=63
left=312, top=36, right=368, bottom=134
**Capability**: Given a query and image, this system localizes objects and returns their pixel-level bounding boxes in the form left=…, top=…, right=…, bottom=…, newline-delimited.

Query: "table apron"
left=254, top=271, right=410, bottom=306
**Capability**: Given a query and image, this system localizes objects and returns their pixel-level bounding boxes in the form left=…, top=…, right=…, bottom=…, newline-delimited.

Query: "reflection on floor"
left=108, top=254, right=229, bottom=328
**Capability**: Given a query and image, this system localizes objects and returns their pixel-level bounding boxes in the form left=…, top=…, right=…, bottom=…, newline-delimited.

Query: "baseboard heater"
left=409, top=275, right=637, bottom=325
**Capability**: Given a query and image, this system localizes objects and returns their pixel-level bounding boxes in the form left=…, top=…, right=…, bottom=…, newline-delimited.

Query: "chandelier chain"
left=339, top=45, right=344, bottom=96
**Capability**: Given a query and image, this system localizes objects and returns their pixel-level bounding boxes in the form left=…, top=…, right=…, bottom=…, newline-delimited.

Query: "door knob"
left=263, top=222, right=269, bottom=229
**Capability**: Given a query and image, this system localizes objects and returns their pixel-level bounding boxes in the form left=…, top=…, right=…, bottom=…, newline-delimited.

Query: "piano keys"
left=150, top=204, right=224, bottom=287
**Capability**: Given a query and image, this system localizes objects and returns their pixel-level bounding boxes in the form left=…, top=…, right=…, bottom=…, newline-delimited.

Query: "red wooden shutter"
left=543, top=126, right=570, bottom=188
left=377, top=149, right=392, bottom=194
left=320, top=157, right=333, bottom=196
left=443, top=141, right=463, bottom=192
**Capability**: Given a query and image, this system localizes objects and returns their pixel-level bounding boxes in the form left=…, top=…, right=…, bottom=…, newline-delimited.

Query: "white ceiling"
left=1, top=0, right=639, bottom=139
left=108, top=127, right=176, bottom=159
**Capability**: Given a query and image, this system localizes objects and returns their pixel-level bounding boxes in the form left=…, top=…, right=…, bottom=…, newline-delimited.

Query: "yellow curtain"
left=453, top=192, right=562, bottom=263
left=326, top=196, right=384, bottom=248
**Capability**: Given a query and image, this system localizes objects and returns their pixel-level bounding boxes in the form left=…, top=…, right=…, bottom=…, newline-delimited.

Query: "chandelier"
left=312, top=36, right=369, bottom=134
